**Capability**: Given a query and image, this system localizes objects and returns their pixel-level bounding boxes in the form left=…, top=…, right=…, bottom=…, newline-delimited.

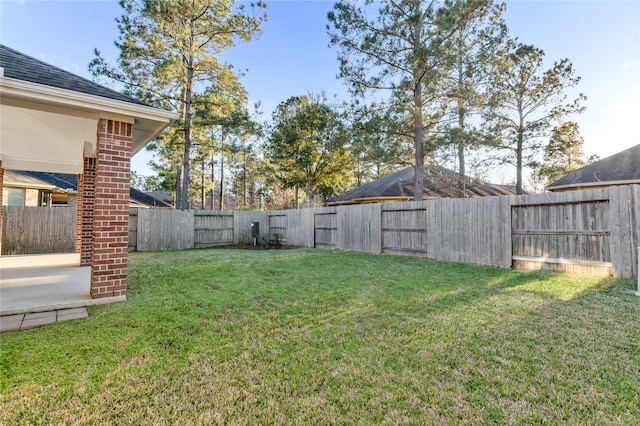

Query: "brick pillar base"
left=91, top=119, right=132, bottom=298
left=78, top=158, right=95, bottom=266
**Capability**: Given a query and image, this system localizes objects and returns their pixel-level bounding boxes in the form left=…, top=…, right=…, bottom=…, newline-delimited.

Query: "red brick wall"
left=91, top=119, right=132, bottom=298
left=77, top=157, right=96, bottom=266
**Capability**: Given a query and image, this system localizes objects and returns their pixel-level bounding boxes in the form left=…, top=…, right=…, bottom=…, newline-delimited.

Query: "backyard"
left=1, top=248, right=638, bottom=424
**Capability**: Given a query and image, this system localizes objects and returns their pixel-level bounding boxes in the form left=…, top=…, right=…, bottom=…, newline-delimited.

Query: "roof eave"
left=0, top=76, right=178, bottom=154
left=546, top=179, right=640, bottom=192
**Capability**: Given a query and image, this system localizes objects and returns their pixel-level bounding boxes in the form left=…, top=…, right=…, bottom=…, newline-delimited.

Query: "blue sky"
left=1, top=0, right=638, bottom=183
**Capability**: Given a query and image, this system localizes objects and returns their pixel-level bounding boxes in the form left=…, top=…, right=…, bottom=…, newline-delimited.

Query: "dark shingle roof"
left=0, top=44, right=148, bottom=107
left=329, top=165, right=518, bottom=204
left=547, top=144, right=640, bottom=190
left=3, top=170, right=76, bottom=190
left=3, top=170, right=171, bottom=207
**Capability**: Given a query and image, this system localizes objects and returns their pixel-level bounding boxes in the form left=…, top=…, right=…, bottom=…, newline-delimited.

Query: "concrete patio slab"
left=1, top=254, right=125, bottom=316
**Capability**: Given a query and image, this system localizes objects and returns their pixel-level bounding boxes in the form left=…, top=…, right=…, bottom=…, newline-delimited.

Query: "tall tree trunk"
left=295, top=184, right=299, bottom=209
left=181, top=66, right=194, bottom=210
left=412, top=17, right=425, bottom=201
left=219, top=152, right=225, bottom=210
left=175, top=165, right=182, bottom=209
left=516, top=109, right=525, bottom=195
left=242, top=148, right=247, bottom=207
left=457, top=59, right=467, bottom=195
left=457, top=104, right=466, bottom=195
left=516, top=132, right=524, bottom=195
left=200, top=162, right=205, bottom=209
left=209, top=152, right=215, bottom=209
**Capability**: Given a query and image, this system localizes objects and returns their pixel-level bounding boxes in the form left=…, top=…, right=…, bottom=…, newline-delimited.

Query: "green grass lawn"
left=1, top=249, right=639, bottom=424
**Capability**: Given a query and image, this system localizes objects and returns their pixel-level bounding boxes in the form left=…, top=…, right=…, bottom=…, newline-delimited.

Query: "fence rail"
left=2, top=184, right=638, bottom=278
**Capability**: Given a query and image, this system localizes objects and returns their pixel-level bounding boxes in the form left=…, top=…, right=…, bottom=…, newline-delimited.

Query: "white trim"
left=0, top=76, right=177, bottom=123
left=546, top=179, right=640, bottom=191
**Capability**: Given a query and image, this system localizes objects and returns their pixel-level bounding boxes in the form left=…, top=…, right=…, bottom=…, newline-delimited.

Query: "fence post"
left=636, top=246, right=640, bottom=297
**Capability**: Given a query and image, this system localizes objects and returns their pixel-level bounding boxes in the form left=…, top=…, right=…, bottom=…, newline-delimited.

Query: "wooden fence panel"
left=510, top=187, right=615, bottom=275
left=234, top=210, right=269, bottom=244
left=136, top=209, right=194, bottom=251
left=382, top=202, right=428, bottom=256
left=609, top=185, right=639, bottom=278
left=423, top=197, right=510, bottom=268
left=268, top=212, right=288, bottom=243
left=2, top=206, right=75, bottom=255
left=337, top=203, right=381, bottom=253
left=193, top=211, right=234, bottom=248
left=128, top=209, right=138, bottom=252
left=281, top=209, right=315, bottom=247
left=314, top=207, right=337, bottom=248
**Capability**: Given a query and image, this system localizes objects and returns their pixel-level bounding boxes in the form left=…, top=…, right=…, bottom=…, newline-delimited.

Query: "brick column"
left=77, top=157, right=96, bottom=266
left=91, top=119, right=132, bottom=299
left=0, top=161, right=3, bottom=255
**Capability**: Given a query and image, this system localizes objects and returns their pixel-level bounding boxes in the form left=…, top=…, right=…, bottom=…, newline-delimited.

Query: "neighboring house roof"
left=2, top=170, right=77, bottom=192
left=0, top=44, right=148, bottom=107
left=546, top=144, right=640, bottom=191
left=2, top=170, right=172, bottom=208
left=328, top=165, right=518, bottom=205
left=147, top=190, right=174, bottom=204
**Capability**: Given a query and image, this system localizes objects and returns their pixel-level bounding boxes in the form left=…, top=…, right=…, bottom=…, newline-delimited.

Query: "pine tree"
left=485, top=42, right=585, bottom=194
left=328, top=0, right=494, bottom=200
left=534, top=121, right=598, bottom=188
left=90, top=0, right=266, bottom=209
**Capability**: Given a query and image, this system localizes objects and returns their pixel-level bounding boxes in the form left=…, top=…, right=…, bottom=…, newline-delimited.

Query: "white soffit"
left=0, top=104, right=97, bottom=174
left=0, top=77, right=179, bottom=161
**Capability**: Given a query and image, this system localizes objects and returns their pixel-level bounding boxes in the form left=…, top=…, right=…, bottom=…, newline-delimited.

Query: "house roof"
left=0, top=45, right=177, bottom=174
left=0, top=45, right=148, bottom=107
left=3, top=170, right=77, bottom=192
left=546, top=144, right=640, bottom=191
left=328, top=165, right=517, bottom=205
left=3, top=170, right=172, bottom=208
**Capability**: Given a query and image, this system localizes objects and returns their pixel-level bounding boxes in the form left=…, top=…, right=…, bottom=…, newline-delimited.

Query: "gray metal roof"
left=0, top=44, right=148, bottom=107
left=329, top=165, right=518, bottom=204
left=547, top=144, right=640, bottom=190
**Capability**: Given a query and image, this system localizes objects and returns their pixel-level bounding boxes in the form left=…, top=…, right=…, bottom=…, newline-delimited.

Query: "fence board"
left=337, top=203, right=381, bottom=253
left=193, top=211, right=234, bottom=248
left=314, top=207, right=337, bottom=248
left=136, top=208, right=193, bottom=251
left=128, top=209, right=138, bottom=252
left=233, top=210, right=269, bottom=244
left=382, top=203, right=427, bottom=256
left=2, top=206, right=75, bottom=255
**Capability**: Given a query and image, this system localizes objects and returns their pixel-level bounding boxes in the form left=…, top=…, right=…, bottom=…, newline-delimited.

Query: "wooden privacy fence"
left=267, top=185, right=638, bottom=279
left=1, top=206, right=75, bottom=255
left=2, top=184, right=638, bottom=278
left=129, top=209, right=266, bottom=252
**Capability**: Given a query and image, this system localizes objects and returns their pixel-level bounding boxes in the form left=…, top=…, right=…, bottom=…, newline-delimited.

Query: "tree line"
left=92, top=0, right=596, bottom=210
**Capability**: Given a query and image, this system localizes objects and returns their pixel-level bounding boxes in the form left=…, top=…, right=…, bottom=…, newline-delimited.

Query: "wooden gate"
left=511, top=199, right=612, bottom=274
left=381, top=207, right=428, bottom=256
left=314, top=211, right=337, bottom=248
left=269, top=213, right=287, bottom=242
